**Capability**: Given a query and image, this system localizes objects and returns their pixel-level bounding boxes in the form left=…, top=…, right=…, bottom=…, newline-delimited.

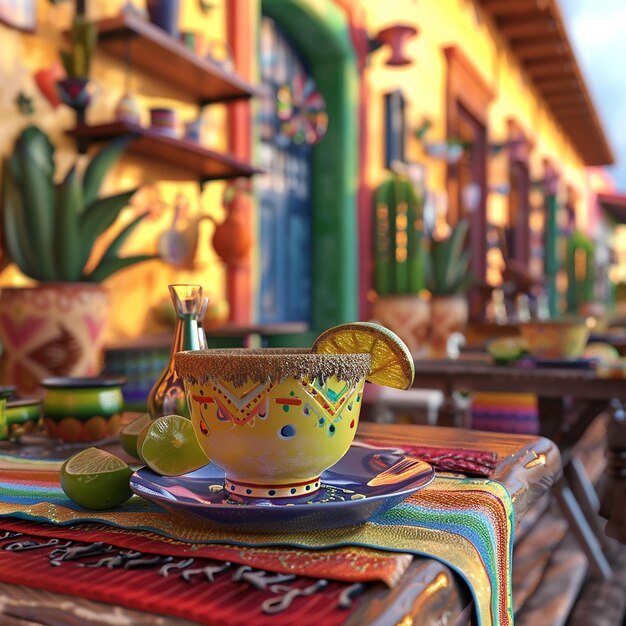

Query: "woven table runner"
left=0, top=521, right=367, bottom=626
left=0, top=453, right=513, bottom=626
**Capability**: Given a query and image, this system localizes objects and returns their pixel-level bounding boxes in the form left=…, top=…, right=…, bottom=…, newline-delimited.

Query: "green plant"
left=427, top=219, right=474, bottom=295
left=1, top=125, right=154, bottom=282
left=60, top=15, right=97, bottom=79
left=373, top=171, right=427, bottom=296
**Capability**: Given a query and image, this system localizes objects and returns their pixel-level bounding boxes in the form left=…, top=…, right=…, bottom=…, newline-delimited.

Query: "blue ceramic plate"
left=130, top=443, right=434, bottom=533
left=530, top=357, right=598, bottom=369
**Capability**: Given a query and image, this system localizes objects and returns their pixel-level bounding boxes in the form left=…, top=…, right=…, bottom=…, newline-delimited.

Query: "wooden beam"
left=524, top=60, right=572, bottom=77
left=513, top=41, right=565, bottom=60
left=546, top=108, right=587, bottom=121
left=556, top=115, right=597, bottom=126
left=498, top=17, right=556, bottom=39
left=549, top=99, right=587, bottom=109
left=538, top=78, right=578, bottom=93
left=479, top=0, right=540, bottom=15
left=555, top=112, right=591, bottom=123
left=543, top=93, right=585, bottom=106
left=534, top=71, right=576, bottom=86
left=544, top=103, right=584, bottom=118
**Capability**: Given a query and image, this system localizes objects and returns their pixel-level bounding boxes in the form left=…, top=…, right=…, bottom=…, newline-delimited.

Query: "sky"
left=559, top=0, right=626, bottom=190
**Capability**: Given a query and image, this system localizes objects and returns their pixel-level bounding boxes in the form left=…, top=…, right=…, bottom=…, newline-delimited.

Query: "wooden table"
left=0, top=422, right=560, bottom=626
left=404, top=357, right=626, bottom=578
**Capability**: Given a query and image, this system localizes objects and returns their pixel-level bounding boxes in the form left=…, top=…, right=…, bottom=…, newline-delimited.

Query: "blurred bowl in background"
left=518, top=318, right=590, bottom=360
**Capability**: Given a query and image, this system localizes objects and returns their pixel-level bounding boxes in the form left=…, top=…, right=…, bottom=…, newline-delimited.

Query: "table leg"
left=437, top=385, right=470, bottom=429
left=537, top=396, right=566, bottom=442
left=553, top=476, right=612, bottom=580
left=565, top=457, right=613, bottom=552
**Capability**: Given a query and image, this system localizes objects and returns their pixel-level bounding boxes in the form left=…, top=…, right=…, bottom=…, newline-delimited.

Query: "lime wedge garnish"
left=138, top=414, right=209, bottom=477
left=60, top=447, right=133, bottom=510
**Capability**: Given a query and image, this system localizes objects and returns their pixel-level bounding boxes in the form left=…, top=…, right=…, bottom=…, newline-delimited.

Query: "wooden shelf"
left=95, top=12, right=262, bottom=104
left=68, top=121, right=261, bottom=182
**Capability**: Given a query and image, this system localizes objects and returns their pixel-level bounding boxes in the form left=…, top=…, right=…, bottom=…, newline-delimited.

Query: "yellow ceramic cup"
left=175, top=348, right=371, bottom=499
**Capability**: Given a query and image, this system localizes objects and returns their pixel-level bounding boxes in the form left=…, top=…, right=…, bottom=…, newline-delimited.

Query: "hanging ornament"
left=276, top=70, right=328, bottom=147
left=34, top=61, right=64, bottom=109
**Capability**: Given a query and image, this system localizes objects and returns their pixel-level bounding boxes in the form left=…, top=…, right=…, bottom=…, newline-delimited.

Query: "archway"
left=261, top=0, right=359, bottom=344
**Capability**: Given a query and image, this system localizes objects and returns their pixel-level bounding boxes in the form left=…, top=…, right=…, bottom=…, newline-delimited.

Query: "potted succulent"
left=0, top=125, right=154, bottom=394
left=370, top=171, right=429, bottom=353
left=426, top=219, right=474, bottom=356
left=56, top=15, right=97, bottom=112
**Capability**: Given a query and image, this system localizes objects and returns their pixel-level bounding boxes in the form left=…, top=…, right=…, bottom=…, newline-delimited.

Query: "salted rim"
left=175, top=348, right=371, bottom=385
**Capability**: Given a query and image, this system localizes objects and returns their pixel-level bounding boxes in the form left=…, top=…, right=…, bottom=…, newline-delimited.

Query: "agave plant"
left=427, top=219, right=475, bottom=296
left=1, top=125, right=154, bottom=282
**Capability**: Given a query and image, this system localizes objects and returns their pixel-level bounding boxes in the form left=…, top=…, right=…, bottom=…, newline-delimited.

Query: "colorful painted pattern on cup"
left=186, top=374, right=364, bottom=498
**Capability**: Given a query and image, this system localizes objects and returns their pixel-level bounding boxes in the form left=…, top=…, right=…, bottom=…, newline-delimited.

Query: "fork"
left=367, top=456, right=428, bottom=486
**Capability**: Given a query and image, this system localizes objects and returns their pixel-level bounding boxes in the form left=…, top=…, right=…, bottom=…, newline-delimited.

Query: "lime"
left=311, top=321, right=415, bottom=389
left=60, top=447, right=133, bottom=510
left=119, top=413, right=153, bottom=461
left=138, top=414, right=209, bottom=477
left=583, top=342, right=619, bottom=361
left=487, top=337, right=528, bottom=364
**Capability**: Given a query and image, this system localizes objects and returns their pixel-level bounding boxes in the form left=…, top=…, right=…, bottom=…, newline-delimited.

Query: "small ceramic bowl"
left=149, top=107, right=178, bottom=138
left=0, top=386, right=15, bottom=440
left=41, top=376, right=126, bottom=443
left=6, top=398, right=42, bottom=439
left=518, top=319, right=590, bottom=360
left=175, top=348, right=371, bottom=499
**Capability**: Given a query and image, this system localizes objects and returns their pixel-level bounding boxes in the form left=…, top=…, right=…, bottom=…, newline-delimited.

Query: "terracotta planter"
left=370, top=295, right=430, bottom=354
left=429, top=295, right=469, bottom=358
left=0, top=284, right=110, bottom=395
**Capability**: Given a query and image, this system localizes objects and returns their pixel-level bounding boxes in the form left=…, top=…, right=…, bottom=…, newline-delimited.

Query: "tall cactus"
left=373, top=172, right=426, bottom=296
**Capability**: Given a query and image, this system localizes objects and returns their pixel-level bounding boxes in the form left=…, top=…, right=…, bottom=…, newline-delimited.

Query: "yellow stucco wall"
left=363, top=0, right=594, bottom=274
left=0, top=0, right=608, bottom=340
left=0, top=0, right=230, bottom=341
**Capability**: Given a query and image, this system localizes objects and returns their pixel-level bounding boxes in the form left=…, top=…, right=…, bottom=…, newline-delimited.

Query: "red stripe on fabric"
left=0, top=545, right=354, bottom=626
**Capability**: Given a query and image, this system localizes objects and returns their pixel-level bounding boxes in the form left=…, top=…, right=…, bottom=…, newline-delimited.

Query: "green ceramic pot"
left=41, top=377, right=126, bottom=443
left=0, top=386, right=15, bottom=440
left=6, top=398, right=42, bottom=439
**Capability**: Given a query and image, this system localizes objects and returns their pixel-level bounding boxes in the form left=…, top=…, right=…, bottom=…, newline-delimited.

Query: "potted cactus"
left=426, top=219, right=474, bottom=357
left=56, top=15, right=97, bottom=111
left=370, top=171, right=429, bottom=353
left=0, top=125, right=154, bottom=393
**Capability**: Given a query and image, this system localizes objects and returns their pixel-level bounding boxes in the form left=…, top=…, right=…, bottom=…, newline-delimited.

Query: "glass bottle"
left=197, top=296, right=209, bottom=349
left=147, top=284, right=202, bottom=419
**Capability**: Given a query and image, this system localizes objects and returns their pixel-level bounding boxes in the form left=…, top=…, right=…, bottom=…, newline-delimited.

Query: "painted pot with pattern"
left=0, top=285, right=110, bottom=396
left=370, top=295, right=430, bottom=355
left=428, top=295, right=469, bottom=358
left=175, top=348, right=370, bottom=499
left=41, top=376, right=126, bottom=443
